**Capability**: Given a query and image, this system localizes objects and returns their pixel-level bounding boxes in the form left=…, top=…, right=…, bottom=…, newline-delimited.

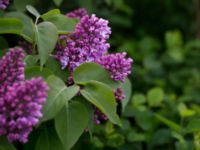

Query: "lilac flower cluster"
left=66, top=8, right=88, bottom=19
left=55, top=13, right=111, bottom=72
left=0, top=48, right=48, bottom=143
left=56, top=8, right=133, bottom=124
left=98, top=52, right=133, bottom=82
left=0, top=0, right=9, bottom=10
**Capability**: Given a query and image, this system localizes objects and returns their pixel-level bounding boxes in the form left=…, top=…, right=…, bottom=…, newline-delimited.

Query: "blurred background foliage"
left=1, top=0, right=200, bottom=149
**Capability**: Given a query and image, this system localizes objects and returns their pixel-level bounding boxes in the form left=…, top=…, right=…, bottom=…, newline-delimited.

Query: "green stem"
left=32, top=16, right=40, bottom=54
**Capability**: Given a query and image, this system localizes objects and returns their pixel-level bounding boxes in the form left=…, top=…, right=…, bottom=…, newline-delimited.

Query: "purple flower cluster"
left=66, top=8, right=88, bottom=19
left=0, top=0, right=9, bottom=10
left=0, top=48, right=48, bottom=143
left=98, top=52, right=133, bottom=82
left=55, top=14, right=111, bottom=72
left=98, top=52, right=132, bottom=103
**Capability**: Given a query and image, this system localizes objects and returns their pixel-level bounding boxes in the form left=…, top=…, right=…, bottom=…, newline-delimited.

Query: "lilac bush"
left=0, top=5, right=133, bottom=149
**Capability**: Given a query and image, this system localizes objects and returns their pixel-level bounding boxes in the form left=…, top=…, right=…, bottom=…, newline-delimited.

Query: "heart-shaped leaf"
left=35, top=21, right=58, bottom=66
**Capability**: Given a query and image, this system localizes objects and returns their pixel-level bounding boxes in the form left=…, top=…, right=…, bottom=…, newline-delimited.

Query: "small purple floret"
left=114, top=87, right=125, bottom=102
left=0, top=0, right=9, bottom=10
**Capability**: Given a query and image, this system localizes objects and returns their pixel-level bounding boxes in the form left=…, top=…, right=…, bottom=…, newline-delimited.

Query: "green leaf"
left=45, top=56, right=68, bottom=82
left=132, top=93, right=146, bottom=106
left=127, top=131, right=146, bottom=142
left=172, top=132, right=188, bottom=150
left=147, top=87, right=164, bottom=107
left=53, top=0, right=63, bottom=6
left=79, top=98, right=94, bottom=137
left=106, top=133, right=125, bottom=147
left=25, top=66, right=53, bottom=79
left=5, top=12, right=34, bottom=42
left=105, top=121, right=115, bottom=134
left=55, top=101, right=89, bottom=150
left=194, top=132, right=200, bottom=150
left=42, top=14, right=77, bottom=34
left=167, top=48, right=184, bottom=62
left=14, top=0, right=34, bottom=11
left=42, top=75, right=79, bottom=122
left=177, top=103, right=196, bottom=118
left=133, top=110, right=154, bottom=131
left=150, top=129, right=171, bottom=146
left=121, top=78, right=132, bottom=111
left=91, top=137, right=104, bottom=148
left=73, top=62, right=119, bottom=90
left=0, top=136, right=16, bottom=150
left=41, top=9, right=61, bottom=20
left=165, top=30, right=183, bottom=48
left=0, top=18, right=23, bottom=35
left=186, top=118, right=200, bottom=133
left=24, top=55, right=39, bottom=67
left=26, top=5, right=40, bottom=18
left=81, top=81, right=121, bottom=125
left=35, top=21, right=58, bottom=66
left=154, top=113, right=181, bottom=132
left=35, top=126, right=65, bottom=150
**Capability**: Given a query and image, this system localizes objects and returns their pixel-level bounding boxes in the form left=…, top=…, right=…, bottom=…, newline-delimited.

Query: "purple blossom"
left=0, top=0, right=9, bottom=10
left=114, top=87, right=125, bottom=102
left=66, top=8, right=88, bottom=19
left=0, top=48, right=48, bottom=143
left=98, top=52, right=133, bottom=82
left=56, top=14, right=111, bottom=72
left=94, top=108, right=108, bottom=125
